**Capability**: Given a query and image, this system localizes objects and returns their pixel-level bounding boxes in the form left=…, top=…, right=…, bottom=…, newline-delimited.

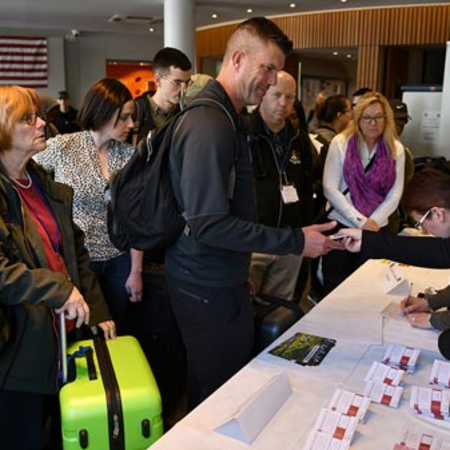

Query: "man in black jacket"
left=166, top=18, right=340, bottom=409
left=247, top=70, right=316, bottom=301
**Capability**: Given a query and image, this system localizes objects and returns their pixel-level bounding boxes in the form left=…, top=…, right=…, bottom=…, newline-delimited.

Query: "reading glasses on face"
left=414, top=208, right=432, bottom=230
left=19, top=112, right=46, bottom=126
left=161, top=75, right=193, bottom=89
left=359, top=115, right=386, bottom=124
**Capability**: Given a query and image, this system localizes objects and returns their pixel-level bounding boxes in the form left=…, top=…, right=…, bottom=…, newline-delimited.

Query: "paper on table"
left=380, top=263, right=410, bottom=295
left=149, top=424, right=224, bottom=450
left=214, top=372, right=292, bottom=444
left=300, top=309, right=383, bottom=345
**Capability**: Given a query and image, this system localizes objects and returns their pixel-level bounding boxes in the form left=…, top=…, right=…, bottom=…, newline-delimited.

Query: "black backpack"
left=106, top=98, right=236, bottom=252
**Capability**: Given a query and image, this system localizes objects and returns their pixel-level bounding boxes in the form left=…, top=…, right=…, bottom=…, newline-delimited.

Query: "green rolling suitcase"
left=59, top=330, right=163, bottom=450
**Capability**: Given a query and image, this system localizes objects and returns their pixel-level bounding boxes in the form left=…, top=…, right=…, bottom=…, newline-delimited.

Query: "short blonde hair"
left=343, top=91, right=398, bottom=159
left=0, top=85, right=41, bottom=151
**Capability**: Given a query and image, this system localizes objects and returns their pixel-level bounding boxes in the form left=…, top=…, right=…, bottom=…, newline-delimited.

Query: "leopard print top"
left=35, top=131, right=135, bottom=261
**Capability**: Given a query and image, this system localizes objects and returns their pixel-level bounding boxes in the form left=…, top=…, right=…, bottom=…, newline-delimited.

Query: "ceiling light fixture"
left=333, top=51, right=339, bottom=56
left=247, top=8, right=253, bottom=14
left=212, top=13, right=218, bottom=19
left=290, top=3, right=296, bottom=8
left=149, top=27, right=154, bottom=32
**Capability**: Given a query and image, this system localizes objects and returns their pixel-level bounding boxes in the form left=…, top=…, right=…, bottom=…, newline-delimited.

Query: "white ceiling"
left=0, top=0, right=447, bottom=38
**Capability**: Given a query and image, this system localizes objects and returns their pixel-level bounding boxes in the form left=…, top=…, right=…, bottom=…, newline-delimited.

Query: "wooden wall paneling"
left=357, top=44, right=381, bottom=91
left=195, top=5, right=450, bottom=89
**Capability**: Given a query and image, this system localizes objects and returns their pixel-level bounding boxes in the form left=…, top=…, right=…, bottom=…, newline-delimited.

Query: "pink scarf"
left=343, top=135, right=396, bottom=217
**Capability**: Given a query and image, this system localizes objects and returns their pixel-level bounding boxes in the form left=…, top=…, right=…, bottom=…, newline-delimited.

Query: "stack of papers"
left=409, top=386, right=450, bottom=421
left=429, top=360, right=450, bottom=388
left=303, top=408, right=358, bottom=450
left=327, top=389, right=371, bottom=422
left=391, top=423, right=443, bottom=450
left=363, top=362, right=405, bottom=408
left=365, top=361, right=405, bottom=386
left=382, top=344, right=421, bottom=373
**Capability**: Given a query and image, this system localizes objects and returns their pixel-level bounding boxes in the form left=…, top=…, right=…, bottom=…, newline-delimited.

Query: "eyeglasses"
left=360, top=115, right=386, bottom=124
left=161, top=75, right=193, bottom=89
left=19, top=112, right=46, bottom=126
left=414, top=208, right=432, bottom=231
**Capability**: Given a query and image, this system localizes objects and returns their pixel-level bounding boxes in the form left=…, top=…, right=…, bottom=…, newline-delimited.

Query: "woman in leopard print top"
left=35, top=78, right=143, bottom=333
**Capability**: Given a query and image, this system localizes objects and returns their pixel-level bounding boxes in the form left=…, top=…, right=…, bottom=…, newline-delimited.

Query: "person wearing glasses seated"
left=321, top=91, right=405, bottom=295
left=0, top=85, right=115, bottom=450
left=340, top=168, right=450, bottom=358
left=128, top=47, right=192, bottom=146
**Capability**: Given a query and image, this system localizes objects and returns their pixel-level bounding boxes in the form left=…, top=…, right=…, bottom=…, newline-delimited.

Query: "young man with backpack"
left=162, top=17, right=341, bottom=410
left=127, top=46, right=192, bottom=425
left=129, top=47, right=192, bottom=146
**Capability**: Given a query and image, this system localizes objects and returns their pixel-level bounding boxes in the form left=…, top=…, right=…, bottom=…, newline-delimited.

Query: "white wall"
left=0, top=28, right=163, bottom=107
left=45, top=37, right=65, bottom=100
left=65, top=33, right=163, bottom=107
left=438, top=41, right=450, bottom=158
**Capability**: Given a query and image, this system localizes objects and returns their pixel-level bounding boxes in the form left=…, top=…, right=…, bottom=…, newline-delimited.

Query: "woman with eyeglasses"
left=0, top=85, right=115, bottom=449
left=340, top=168, right=450, bottom=359
left=321, top=91, right=405, bottom=295
left=34, top=78, right=143, bottom=338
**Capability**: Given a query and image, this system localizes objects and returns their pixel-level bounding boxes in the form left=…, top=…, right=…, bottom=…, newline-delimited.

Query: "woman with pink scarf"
left=322, top=91, right=405, bottom=295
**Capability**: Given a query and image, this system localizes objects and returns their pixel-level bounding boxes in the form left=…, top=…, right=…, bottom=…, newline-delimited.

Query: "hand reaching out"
left=301, top=221, right=344, bottom=258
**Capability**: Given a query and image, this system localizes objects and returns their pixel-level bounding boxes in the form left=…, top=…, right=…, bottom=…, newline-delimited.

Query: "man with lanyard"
left=246, top=70, right=316, bottom=301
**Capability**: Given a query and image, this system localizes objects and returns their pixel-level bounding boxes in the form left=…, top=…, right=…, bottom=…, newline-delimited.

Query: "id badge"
left=281, top=184, right=299, bottom=204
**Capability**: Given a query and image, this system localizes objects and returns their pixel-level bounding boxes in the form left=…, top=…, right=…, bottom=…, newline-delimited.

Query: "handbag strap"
left=324, top=153, right=377, bottom=217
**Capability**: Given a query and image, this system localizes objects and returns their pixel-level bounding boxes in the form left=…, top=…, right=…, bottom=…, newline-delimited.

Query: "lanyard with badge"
left=272, top=131, right=299, bottom=205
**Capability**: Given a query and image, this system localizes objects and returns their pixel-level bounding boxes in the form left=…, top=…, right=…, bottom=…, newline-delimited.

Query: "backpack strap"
left=175, top=98, right=238, bottom=200
left=166, top=98, right=239, bottom=237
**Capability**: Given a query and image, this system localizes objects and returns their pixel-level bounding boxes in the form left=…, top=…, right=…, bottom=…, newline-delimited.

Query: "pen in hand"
left=407, top=282, right=413, bottom=303
left=401, top=282, right=413, bottom=314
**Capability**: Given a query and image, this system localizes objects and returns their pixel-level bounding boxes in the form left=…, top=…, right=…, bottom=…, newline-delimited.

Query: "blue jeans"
left=90, top=253, right=131, bottom=333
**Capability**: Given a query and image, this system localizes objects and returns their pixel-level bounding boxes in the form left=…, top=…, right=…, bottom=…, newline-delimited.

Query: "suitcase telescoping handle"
left=59, top=311, right=69, bottom=384
left=59, top=312, right=97, bottom=384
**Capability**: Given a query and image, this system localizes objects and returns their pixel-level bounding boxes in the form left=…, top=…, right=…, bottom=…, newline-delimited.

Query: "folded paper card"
left=380, top=263, right=409, bottom=295
left=214, top=372, right=292, bottom=444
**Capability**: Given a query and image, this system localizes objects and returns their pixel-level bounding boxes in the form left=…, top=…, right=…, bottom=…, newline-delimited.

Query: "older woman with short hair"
left=321, top=91, right=405, bottom=294
left=0, top=85, right=114, bottom=450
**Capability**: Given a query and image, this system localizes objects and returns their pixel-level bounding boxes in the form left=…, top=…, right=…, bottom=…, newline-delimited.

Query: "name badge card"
left=281, top=184, right=299, bottom=204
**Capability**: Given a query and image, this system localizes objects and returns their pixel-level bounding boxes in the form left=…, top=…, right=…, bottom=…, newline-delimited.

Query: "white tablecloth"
left=150, top=259, right=450, bottom=450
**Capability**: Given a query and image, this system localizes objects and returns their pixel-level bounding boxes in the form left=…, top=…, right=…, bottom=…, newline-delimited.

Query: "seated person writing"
left=401, top=288, right=450, bottom=330
left=340, top=168, right=450, bottom=358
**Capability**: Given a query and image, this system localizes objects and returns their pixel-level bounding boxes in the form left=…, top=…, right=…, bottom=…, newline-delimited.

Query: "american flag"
left=0, top=36, right=48, bottom=88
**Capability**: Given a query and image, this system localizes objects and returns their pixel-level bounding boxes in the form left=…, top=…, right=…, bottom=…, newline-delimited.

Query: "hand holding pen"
left=400, top=283, right=428, bottom=314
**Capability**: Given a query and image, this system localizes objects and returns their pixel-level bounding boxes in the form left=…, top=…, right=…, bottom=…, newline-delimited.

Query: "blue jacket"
left=166, top=80, right=304, bottom=287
